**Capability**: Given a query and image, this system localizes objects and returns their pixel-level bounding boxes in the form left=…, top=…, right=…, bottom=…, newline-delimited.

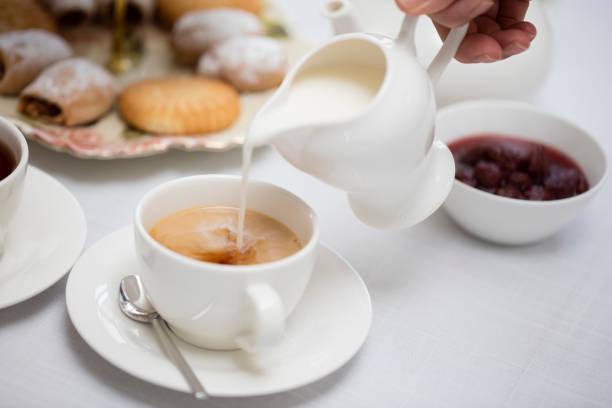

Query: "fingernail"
left=469, top=0, right=494, bottom=19
left=523, top=23, right=537, bottom=39
left=527, top=30, right=537, bottom=40
left=503, top=41, right=529, bottom=58
left=474, top=54, right=498, bottom=63
left=399, top=0, right=432, bottom=13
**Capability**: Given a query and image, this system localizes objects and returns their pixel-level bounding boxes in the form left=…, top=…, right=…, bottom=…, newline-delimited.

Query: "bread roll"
left=158, top=0, right=263, bottom=26
left=172, top=8, right=264, bottom=65
left=0, top=0, right=56, bottom=34
left=19, top=57, right=118, bottom=126
left=198, top=36, right=287, bottom=92
left=0, top=30, right=72, bottom=95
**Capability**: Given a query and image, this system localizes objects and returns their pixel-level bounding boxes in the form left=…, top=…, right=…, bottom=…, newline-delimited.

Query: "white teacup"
left=134, top=175, right=319, bottom=352
left=0, top=117, right=28, bottom=257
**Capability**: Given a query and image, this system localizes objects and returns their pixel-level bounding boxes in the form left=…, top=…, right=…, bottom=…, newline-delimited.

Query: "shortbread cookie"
left=198, top=36, right=287, bottom=92
left=172, top=8, right=264, bottom=65
left=42, top=0, right=97, bottom=27
left=158, top=0, right=263, bottom=26
left=0, top=30, right=72, bottom=95
left=19, top=57, right=118, bottom=126
left=0, top=0, right=57, bottom=34
left=119, top=77, right=240, bottom=134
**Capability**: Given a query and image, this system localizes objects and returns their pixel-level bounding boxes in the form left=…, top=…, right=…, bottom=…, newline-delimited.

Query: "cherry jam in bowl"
left=437, top=101, right=607, bottom=245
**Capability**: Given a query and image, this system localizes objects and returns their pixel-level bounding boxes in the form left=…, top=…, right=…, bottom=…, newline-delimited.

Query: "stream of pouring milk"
left=237, top=64, right=385, bottom=248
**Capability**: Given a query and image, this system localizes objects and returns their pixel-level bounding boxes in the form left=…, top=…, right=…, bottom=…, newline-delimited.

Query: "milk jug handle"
left=397, top=16, right=468, bottom=86
left=426, top=23, right=469, bottom=85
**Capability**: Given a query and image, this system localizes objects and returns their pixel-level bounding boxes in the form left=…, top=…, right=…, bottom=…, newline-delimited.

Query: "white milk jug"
left=246, top=0, right=467, bottom=229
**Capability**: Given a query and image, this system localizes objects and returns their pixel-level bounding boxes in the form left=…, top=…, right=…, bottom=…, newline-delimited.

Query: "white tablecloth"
left=2, top=1, right=611, bottom=407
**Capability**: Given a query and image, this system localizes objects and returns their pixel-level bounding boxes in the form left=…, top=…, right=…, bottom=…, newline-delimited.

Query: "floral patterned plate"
left=0, top=6, right=311, bottom=159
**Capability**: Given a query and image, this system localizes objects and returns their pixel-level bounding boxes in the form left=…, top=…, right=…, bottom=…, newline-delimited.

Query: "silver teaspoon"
left=119, top=275, right=208, bottom=400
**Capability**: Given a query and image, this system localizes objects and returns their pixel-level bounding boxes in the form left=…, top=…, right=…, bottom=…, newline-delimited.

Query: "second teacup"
left=0, top=116, right=28, bottom=257
left=134, top=175, right=319, bottom=352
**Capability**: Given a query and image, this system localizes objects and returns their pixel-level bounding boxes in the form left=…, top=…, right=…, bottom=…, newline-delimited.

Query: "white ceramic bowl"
left=436, top=100, right=608, bottom=245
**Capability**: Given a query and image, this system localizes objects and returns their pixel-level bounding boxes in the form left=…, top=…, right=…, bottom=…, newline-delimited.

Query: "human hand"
left=395, top=0, right=536, bottom=63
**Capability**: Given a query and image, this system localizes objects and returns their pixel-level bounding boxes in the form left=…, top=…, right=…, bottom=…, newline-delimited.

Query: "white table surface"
left=2, top=1, right=611, bottom=407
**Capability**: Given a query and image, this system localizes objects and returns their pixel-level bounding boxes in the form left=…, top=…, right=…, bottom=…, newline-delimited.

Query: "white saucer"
left=0, top=166, right=86, bottom=308
left=66, top=226, right=372, bottom=397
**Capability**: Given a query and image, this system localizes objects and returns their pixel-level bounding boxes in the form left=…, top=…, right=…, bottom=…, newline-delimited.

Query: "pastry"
left=158, top=0, right=263, bottom=26
left=42, top=0, right=97, bottom=27
left=0, top=30, right=72, bottom=95
left=119, top=77, right=240, bottom=134
left=172, top=8, right=264, bottom=65
left=19, top=57, right=118, bottom=126
left=97, top=0, right=155, bottom=25
left=0, top=0, right=57, bottom=34
left=197, top=36, right=287, bottom=92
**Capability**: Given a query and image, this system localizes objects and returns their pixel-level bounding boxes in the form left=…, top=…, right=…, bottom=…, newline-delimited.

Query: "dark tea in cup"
left=0, top=140, right=16, bottom=181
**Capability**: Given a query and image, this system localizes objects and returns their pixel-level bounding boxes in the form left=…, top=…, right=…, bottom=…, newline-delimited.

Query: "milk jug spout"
left=321, top=0, right=361, bottom=35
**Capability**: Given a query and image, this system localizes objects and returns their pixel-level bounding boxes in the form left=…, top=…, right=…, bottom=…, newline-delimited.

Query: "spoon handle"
left=151, top=317, right=208, bottom=399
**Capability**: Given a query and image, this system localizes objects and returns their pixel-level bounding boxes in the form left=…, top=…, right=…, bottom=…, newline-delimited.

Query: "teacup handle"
left=235, top=283, right=285, bottom=353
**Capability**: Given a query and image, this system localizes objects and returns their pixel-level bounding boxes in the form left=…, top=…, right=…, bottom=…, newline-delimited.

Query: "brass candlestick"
left=108, top=0, right=134, bottom=73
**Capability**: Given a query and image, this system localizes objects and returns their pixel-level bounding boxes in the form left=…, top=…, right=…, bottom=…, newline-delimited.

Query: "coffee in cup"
left=149, top=205, right=302, bottom=265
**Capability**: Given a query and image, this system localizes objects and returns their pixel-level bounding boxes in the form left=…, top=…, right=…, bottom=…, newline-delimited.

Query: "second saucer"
left=0, top=166, right=86, bottom=308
